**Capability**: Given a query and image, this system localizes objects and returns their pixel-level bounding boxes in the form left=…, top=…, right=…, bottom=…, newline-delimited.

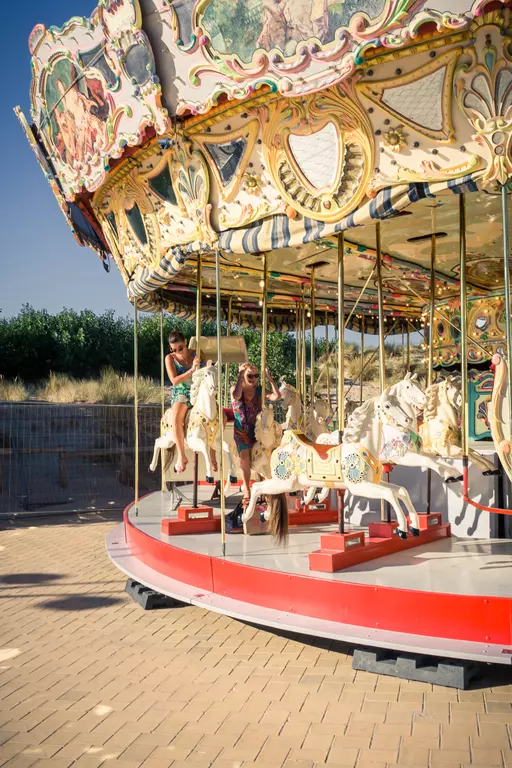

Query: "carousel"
left=17, top=0, right=512, bottom=664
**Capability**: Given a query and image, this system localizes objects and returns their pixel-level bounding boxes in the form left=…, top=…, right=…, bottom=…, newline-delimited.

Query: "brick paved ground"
left=1, top=513, right=512, bottom=768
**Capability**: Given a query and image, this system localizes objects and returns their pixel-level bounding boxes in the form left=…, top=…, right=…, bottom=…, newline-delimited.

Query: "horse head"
left=376, top=392, right=412, bottom=431
left=444, top=376, right=462, bottom=411
left=255, top=407, right=280, bottom=449
left=279, top=380, right=297, bottom=407
left=311, top=398, right=330, bottom=424
left=398, top=373, right=427, bottom=412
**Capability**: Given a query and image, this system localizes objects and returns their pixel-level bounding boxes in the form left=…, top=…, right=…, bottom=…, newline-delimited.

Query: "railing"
left=0, top=402, right=161, bottom=517
left=0, top=399, right=289, bottom=517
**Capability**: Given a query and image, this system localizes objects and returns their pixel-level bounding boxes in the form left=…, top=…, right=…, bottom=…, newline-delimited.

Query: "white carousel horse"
left=249, top=406, right=283, bottom=479
left=186, top=362, right=238, bottom=487
left=279, top=380, right=303, bottom=430
left=420, top=376, right=498, bottom=475
left=244, top=391, right=422, bottom=541
left=301, top=373, right=428, bottom=507
left=489, top=353, right=512, bottom=483
left=306, top=398, right=332, bottom=440
left=278, top=380, right=332, bottom=439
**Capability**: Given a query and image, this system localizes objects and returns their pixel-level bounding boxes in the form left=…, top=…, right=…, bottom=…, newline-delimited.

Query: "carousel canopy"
left=16, top=0, right=512, bottom=348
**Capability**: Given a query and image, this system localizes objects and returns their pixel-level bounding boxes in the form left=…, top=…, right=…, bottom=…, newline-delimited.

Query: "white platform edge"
left=106, top=524, right=512, bottom=666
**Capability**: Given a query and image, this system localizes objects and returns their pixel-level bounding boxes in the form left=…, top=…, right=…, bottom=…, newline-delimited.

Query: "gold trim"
left=357, top=48, right=461, bottom=143
left=193, top=120, right=259, bottom=203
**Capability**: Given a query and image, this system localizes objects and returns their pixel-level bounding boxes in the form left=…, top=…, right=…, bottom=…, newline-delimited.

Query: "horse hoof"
left=205, top=475, right=214, bottom=484
left=445, top=475, right=463, bottom=484
left=259, top=512, right=266, bottom=523
left=483, top=469, right=500, bottom=476
left=230, top=476, right=238, bottom=484
left=289, top=492, right=297, bottom=497
left=395, top=528, right=408, bottom=540
left=409, top=526, right=420, bottom=537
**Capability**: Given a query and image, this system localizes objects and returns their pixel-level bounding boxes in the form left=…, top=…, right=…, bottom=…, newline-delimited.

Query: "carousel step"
left=162, top=506, right=220, bottom=535
left=309, top=523, right=451, bottom=573
left=352, top=648, right=478, bottom=689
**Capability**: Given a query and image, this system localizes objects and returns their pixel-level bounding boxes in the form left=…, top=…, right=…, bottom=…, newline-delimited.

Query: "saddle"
left=290, top=431, right=343, bottom=483
left=291, top=432, right=340, bottom=461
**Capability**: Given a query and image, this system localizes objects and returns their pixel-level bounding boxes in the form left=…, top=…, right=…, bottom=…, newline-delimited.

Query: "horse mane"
left=343, top=398, right=376, bottom=443
left=424, top=383, right=439, bottom=421
left=189, top=367, right=213, bottom=406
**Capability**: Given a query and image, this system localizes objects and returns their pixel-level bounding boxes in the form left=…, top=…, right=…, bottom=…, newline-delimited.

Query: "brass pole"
left=193, top=254, right=203, bottom=509
left=406, top=325, right=410, bottom=371
left=215, top=250, right=227, bottom=556
left=502, top=184, right=512, bottom=442
left=133, top=300, right=140, bottom=516
left=296, top=305, right=301, bottom=404
left=428, top=206, right=437, bottom=388
left=160, top=308, right=166, bottom=494
left=325, top=310, right=330, bottom=416
left=224, top=295, right=233, bottom=406
left=261, top=253, right=269, bottom=383
left=376, top=221, right=386, bottom=392
left=376, top=221, right=388, bottom=522
left=426, top=207, right=437, bottom=514
left=310, top=268, right=316, bottom=404
left=360, top=315, right=365, bottom=406
left=337, top=233, right=345, bottom=437
left=460, top=194, right=469, bottom=459
left=301, top=287, right=307, bottom=422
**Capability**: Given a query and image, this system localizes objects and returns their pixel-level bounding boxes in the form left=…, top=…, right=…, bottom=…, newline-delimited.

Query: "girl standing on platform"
left=231, top=362, right=281, bottom=505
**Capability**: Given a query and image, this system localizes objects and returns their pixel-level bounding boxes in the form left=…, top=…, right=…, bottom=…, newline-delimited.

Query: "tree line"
left=0, top=305, right=299, bottom=383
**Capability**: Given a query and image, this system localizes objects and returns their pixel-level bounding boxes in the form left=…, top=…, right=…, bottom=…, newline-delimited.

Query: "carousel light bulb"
left=259, top=300, right=263, bottom=306
left=259, top=280, right=265, bottom=288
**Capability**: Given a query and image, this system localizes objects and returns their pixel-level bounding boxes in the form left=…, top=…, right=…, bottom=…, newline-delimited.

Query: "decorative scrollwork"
left=259, top=85, right=372, bottom=223
left=455, top=20, right=512, bottom=185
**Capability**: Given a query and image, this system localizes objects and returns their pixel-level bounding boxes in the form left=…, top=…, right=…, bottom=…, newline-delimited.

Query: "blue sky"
left=1, top=0, right=128, bottom=320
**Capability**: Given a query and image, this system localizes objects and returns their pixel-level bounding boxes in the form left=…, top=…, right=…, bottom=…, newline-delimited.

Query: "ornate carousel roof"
left=16, top=0, right=512, bottom=344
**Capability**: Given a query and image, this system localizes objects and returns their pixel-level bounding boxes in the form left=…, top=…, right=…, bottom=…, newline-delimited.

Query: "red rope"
left=462, top=465, right=512, bottom=515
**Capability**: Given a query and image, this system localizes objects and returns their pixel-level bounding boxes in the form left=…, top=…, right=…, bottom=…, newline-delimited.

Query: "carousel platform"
left=106, top=489, right=512, bottom=665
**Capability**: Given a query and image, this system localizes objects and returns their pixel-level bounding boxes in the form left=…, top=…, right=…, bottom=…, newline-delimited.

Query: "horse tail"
left=267, top=493, right=289, bottom=544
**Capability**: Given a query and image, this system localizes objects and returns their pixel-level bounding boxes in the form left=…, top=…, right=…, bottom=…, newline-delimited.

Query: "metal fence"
left=0, top=400, right=289, bottom=517
left=0, top=402, right=161, bottom=517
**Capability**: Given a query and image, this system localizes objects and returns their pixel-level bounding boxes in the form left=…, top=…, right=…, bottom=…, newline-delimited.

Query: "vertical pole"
left=296, top=305, right=301, bottom=405
left=375, top=221, right=389, bottom=522
left=406, top=325, right=410, bottom=371
left=193, top=253, right=202, bottom=509
left=325, top=310, right=330, bottom=417
left=133, top=300, right=140, bottom=516
left=337, top=234, right=345, bottom=438
left=301, top=287, right=307, bottom=422
left=360, top=315, right=365, bottom=406
left=261, top=253, right=269, bottom=385
left=460, top=194, right=469, bottom=463
left=337, top=233, right=346, bottom=534
left=310, top=268, right=316, bottom=404
left=224, top=295, right=232, bottom=407
left=376, top=221, right=386, bottom=392
left=426, top=206, right=437, bottom=514
left=215, top=251, right=227, bottom=556
left=502, top=184, right=512, bottom=438
left=160, top=308, right=166, bottom=494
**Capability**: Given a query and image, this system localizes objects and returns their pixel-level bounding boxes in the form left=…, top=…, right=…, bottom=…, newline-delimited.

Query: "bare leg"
left=171, top=402, right=189, bottom=472
left=239, top=448, right=251, bottom=501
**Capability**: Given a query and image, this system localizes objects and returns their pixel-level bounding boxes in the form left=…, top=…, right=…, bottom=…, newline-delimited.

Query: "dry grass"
left=35, top=368, right=161, bottom=405
left=0, top=376, right=28, bottom=402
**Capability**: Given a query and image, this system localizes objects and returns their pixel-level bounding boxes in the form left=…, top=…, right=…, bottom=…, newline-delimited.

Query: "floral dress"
left=232, top=386, right=262, bottom=454
left=170, top=353, right=201, bottom=409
